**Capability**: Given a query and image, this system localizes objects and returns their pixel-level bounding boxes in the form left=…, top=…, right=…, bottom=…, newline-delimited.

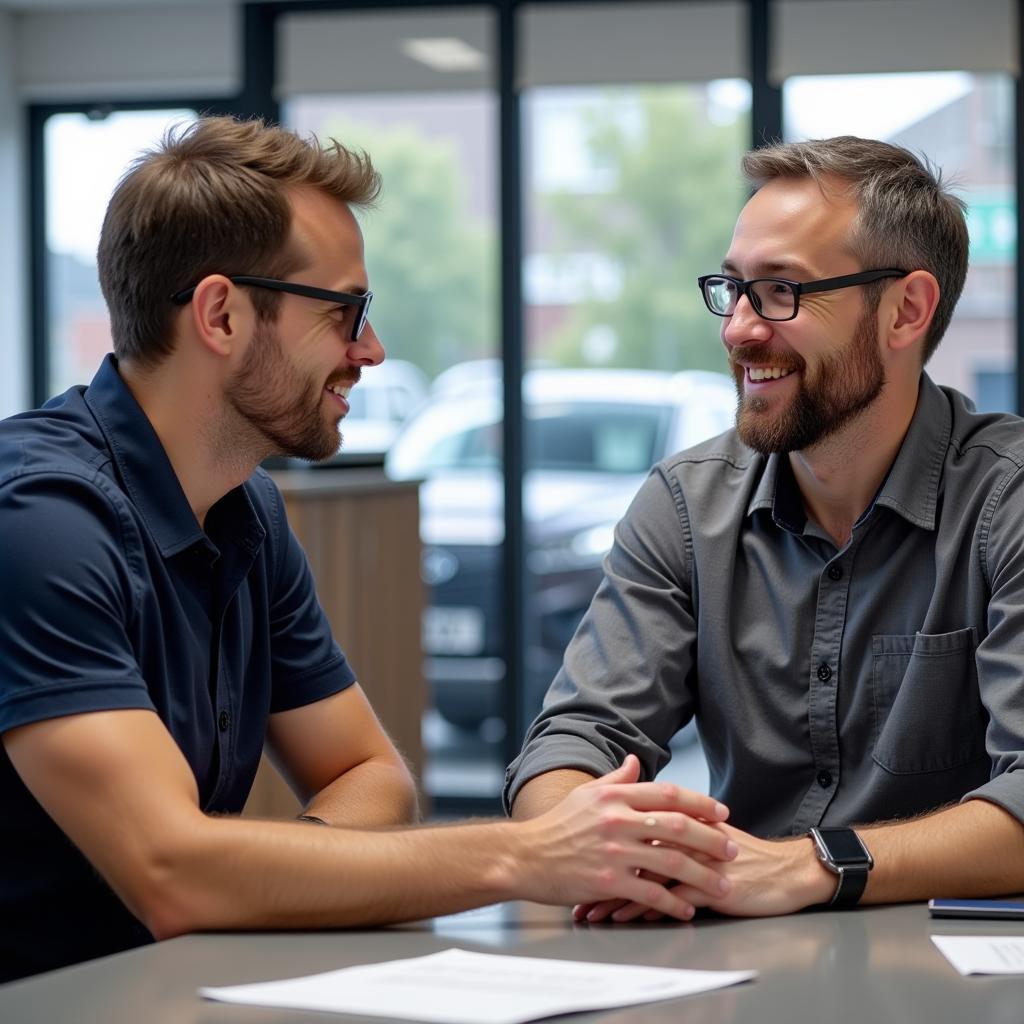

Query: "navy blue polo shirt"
left=0, top=355, right=356, bottom=981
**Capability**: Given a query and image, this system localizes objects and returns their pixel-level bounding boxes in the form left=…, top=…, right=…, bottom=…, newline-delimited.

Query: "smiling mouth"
left=326, top=383, right=352, bottom=400
left=746, top=366, right=794, bottom=382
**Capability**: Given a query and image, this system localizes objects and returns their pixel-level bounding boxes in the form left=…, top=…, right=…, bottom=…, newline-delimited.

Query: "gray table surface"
left=1, top=901, right=1022, bottom=1023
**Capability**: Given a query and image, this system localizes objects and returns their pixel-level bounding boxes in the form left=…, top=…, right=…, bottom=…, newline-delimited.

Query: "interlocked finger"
left=635, top=812, right=737, bottom=864
left=637, top=842, right=732, bottom=901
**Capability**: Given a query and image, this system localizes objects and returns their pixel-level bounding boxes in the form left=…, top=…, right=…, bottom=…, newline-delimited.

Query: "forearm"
left=858, top=798, right=1024, bottom=903
left=7, top=710, right=735, bottom=943
left=144, top=761, right=735, bottom=939
left=145, top=814, right=523, bottom=939
left=303, top=754, right=419, bottom=827
left=716, top=798, right=1024, bottom=917
left=510, top=768, right=597, bottom=820
left=664, top=799, right=1024, bottom=920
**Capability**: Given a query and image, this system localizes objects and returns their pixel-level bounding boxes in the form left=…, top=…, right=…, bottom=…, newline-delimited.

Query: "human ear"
left=887, top=270, right=940, bottom=355
left=188, top=276, right=249, bottom=358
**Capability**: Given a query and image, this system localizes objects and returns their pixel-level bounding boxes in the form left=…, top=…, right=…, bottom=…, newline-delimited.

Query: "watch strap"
left=830, top=863, right=870, bottom=907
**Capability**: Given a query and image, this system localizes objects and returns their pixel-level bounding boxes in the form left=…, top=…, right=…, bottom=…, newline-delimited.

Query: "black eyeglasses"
left=171, top=275, right=373, bottom=342
left=697, top=268, right=908, bottom=322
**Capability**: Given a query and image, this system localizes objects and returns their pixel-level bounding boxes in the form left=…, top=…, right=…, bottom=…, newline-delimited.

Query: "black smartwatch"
left=809, top=827, right=874, bottom=907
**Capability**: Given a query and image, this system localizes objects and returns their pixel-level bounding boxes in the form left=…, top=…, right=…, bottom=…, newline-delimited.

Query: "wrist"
left=800, top=836, right=843, bottom=906
left=808, top=827, right=874, bottom=907
left=482, top=821, right=532, bottom=902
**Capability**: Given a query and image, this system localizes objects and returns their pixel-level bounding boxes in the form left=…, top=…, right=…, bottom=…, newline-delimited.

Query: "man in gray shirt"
left=506, top=136, right=1024, bottom=921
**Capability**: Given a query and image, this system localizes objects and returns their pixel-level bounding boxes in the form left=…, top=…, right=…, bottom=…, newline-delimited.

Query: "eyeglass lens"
left=705, top=277, right=797, bottom=320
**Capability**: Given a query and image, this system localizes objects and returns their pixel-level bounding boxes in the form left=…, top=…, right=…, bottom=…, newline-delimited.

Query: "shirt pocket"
left=871, top=627, right=987, bottom=775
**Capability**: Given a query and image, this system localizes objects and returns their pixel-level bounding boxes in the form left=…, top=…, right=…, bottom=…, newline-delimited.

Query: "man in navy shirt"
left=0, top=116, right=733, bottom=981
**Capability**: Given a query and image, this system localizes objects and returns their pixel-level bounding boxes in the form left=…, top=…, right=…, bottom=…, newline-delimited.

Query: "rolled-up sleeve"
left=503, top=465, right=699, bottom=812
left=962, top=463, right=1024, bottom=823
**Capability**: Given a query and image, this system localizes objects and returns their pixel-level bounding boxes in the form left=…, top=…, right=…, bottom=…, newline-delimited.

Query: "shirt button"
left=817, top=770, right=833, bottom=788
left=827, top=564, right=843, bottom=581
left=218, top=710, right=230, bottom=733
left=816, top=662, right=832, bottom=682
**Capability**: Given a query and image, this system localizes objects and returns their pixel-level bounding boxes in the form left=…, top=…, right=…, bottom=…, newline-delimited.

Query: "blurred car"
left=386, top=366, right=736, bottom=730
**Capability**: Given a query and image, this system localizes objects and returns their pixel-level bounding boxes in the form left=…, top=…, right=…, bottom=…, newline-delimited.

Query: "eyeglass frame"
left=171, top=275, right=373, bottom=342
left=696, top=268, right=909, bottom=322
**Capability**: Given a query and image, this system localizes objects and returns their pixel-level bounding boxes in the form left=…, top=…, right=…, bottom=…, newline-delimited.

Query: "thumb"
left=596, top=753, right=641, bottom=786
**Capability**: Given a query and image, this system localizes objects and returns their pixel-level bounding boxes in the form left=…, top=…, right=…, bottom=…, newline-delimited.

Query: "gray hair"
left=742, top=136, right=968, bottom=363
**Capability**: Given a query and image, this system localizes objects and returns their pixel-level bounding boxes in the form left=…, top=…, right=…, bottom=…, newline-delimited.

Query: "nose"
left=350, top=321, right=385, bottom=367
left=721, top=293, right=774, bottom=351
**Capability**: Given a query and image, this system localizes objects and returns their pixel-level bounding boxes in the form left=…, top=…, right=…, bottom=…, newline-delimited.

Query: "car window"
left=388, top=383, right=681, bottom=478
left=529, top=403, right=669, bottom=473
left=396, top=421, right=502, bottom=474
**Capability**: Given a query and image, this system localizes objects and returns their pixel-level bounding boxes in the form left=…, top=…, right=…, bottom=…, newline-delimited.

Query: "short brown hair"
left=97, top=116, right=380, bottom=367
left=741, top=136, right=968, bottom=363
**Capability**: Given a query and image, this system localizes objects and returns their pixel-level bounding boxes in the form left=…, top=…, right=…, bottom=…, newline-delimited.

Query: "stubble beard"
left=225, top=318, right=345, bottom=463
left=733, top=306, right=886, bottom=455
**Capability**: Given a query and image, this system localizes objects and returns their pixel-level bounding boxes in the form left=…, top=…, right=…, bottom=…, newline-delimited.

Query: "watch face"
left=817, top=828, right=870, bottom=864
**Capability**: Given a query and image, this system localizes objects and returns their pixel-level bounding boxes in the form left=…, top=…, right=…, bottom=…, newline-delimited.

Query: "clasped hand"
left=564, top=764, right=817, bottom=923
left=522, top=755, right=737, bottom=921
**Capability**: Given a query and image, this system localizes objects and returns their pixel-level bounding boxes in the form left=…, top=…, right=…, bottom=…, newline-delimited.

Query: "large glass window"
left=783, top=72, right=1015, bottom=411
left=43, top=109, right=197, bottom=396
left=517, top=2, right=749, bottom=795
left=281, top=8, right=501, bottom=805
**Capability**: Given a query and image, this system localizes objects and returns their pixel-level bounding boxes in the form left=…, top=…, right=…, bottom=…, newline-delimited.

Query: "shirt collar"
left=873, top=372, right=950, bottom=531
left=82, top=354, right=221, bottom=557
left=744, top=453, right=807, bottom=533
left=745, top=372, right=950, bottom=534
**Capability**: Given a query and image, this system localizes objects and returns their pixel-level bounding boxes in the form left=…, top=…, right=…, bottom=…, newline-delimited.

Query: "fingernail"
left=715, top=802, right=729, bottom=819
left=718, top=877, right=731, bottom=894
left=726, top=840, right=739, bottom=858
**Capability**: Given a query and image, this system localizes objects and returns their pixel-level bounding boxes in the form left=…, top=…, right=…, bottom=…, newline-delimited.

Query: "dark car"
left=386, top=366, right=736, bottom=730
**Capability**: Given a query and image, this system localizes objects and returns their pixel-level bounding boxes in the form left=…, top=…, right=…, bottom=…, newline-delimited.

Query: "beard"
left=225, top=318, right=356, bottom=463
left=732, top=306, right=885, bottom=455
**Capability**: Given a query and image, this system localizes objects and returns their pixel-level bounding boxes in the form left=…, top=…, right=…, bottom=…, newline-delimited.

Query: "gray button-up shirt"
left=504, top=375, right=1024, bottom=836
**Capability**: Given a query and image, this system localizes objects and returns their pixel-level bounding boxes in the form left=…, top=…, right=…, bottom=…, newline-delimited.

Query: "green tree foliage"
left=542, top=86, right=748, bottom=372
left=323, top=119, right=496, bottom=380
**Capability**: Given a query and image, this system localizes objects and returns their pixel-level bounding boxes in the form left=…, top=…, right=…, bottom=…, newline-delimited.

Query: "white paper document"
left=931, top=935, right=1024, bottom=975
left=199, top=947, right=757, bottom=1023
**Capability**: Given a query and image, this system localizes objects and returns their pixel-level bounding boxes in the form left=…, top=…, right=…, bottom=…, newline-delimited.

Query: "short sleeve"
left=259, top=475, right=357, bottom=713
left=0, top=472, right=155, bottom=734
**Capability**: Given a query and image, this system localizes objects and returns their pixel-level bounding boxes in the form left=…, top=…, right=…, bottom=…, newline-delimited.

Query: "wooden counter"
left=243, top=468, right=426, bottom=818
